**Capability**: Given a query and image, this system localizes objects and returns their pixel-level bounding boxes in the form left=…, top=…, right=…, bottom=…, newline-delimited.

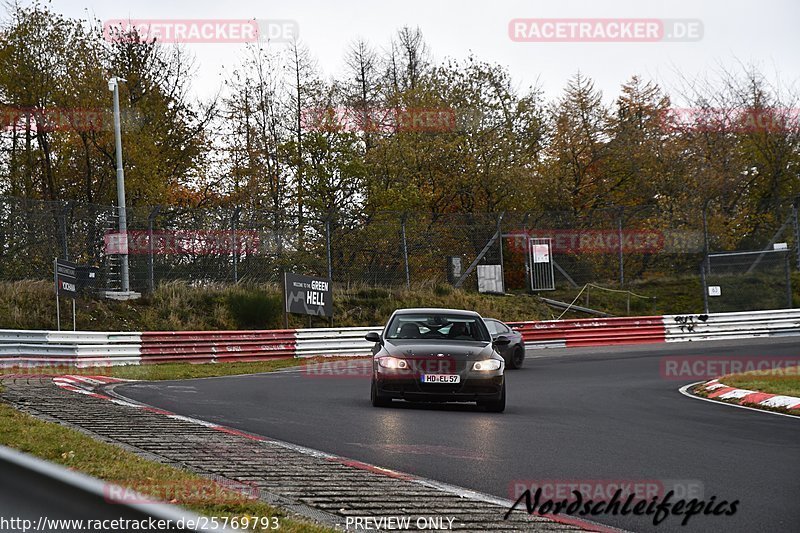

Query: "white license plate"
left=421, top=374, right=460, bottom=384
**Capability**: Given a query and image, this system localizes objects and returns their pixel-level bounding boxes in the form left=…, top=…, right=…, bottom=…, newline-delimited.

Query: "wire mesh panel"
left=705, top=250, right=792, bottom=313
left=0, top=196, right=797, bottom=299
left=528, top=238, right=555, bottom=291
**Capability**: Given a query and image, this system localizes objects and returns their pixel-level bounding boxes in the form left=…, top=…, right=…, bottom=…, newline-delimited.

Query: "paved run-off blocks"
left=0, top=376, right=600, bottom=532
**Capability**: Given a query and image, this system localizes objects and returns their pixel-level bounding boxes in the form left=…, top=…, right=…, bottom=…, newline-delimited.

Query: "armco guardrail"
left=0, top=445, right=224, bottom=531
left=140, top=330, right=297, bottom=363
left=0, top=330, right=141, bottom=367
left=664, top=309, right=800, bottom=342
left=295, top=327, right=379, bottom=357
left=2, top=309, right=800, bottom=367
left=507, top=316, right=666, bottom=348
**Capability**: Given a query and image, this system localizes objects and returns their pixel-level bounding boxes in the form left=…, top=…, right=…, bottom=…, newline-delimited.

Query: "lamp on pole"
left=108, top=76, right=130, bottom=292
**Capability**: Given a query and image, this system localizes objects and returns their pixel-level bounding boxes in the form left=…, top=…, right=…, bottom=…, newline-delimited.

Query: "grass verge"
left=0, top=401, right=333, bottom=532
left=2, top=356, right=361, bottom=382
left=719, top=368, right=800, bottom=397
left=0, top=357, right=352, bottom=530
left=691, top=368, right=800, bottom=415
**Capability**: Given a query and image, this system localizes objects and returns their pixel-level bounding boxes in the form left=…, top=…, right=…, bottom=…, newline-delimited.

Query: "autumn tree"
left=541, top=72, right=611, bottom=215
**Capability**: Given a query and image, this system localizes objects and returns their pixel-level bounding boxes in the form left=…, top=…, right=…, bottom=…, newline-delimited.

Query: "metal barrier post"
left=785, top=251, right=793, bottom=308
left=401, top=216, right=410, bottom=289
left=700, top=262, right=709, bottom=314
left=231, top=207, right=241, bottom=283
left=618, top=207, right=624, bottom=287
left=326, top=217, right=333, bottom=281
left=497, top=214, right=505, bottom=293
left=793, top=197, right=800, bottom=270
left=147, top=206, right=160, bottom=293
left=60, top=204, right=69, bottom=260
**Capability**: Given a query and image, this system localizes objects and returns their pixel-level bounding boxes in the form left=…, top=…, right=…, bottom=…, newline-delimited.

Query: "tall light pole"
left=109, top=76, right=130, bottom=292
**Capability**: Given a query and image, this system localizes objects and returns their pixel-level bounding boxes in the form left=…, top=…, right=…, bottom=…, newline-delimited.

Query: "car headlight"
left=472, top=359, right=502, bottom=371
left=378, top=357, right=409, bottom=370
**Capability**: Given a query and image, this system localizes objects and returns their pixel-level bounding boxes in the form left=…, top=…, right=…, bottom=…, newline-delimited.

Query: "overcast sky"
left=49, top=0, right=800, bottom=104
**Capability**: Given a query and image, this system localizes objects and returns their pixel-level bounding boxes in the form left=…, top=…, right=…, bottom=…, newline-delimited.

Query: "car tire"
left=508, top=345, right=525, bottom=369
left=371, top=380, right=391, bottom=407
left=481, top=382, right=505, bottom=413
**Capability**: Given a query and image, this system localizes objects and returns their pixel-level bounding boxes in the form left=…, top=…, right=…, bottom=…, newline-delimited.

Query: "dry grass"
left=719, top=367, right=800, bottom=398
left=0, top=279, right=550, bottom=331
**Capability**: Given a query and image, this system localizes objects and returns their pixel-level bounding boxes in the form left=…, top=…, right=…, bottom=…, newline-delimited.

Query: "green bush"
left=225, top=290, right=283, bottom=329
left=355, top=287, right=390, bottom=300
left=433, top=284, right=452, bottom=297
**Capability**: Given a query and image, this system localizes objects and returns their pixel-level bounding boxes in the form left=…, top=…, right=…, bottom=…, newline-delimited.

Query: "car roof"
left=392, top=307, right=482, bottom=317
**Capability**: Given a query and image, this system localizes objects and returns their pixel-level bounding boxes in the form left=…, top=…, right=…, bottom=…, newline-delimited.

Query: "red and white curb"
left=679, top=379, right=800, bottom=418
left=51, top=375, right=620, bottom=532
left=702, top=379, right=800, bottom=410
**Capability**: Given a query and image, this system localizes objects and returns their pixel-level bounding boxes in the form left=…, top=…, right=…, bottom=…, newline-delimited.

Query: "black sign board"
left=284, top=273, right=333, bottom=317
left=55, top=260, right=99, bottom=297
left=55, top=259, right=78, bottom=297
left=76, top=265, right=100, bottom=293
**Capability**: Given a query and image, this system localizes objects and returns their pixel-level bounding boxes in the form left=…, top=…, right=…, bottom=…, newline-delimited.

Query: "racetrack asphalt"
left=117, top=337, right=800, bottom=533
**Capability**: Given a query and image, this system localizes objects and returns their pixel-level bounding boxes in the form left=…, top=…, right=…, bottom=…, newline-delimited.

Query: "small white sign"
left=708, top=286, right=721, bottom=297
left=477, top=264, right=504, bottom=294
left=532, top=244, right=550, bottom=263
left=774, top=242, right=788, bottom=250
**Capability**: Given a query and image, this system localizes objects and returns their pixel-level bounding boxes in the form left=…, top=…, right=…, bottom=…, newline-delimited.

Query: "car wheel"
left=481, top=382, right=505, bottom=413
left=508, top=345, right=525, bottom=369
left=371, top=380, right=391, bottom=407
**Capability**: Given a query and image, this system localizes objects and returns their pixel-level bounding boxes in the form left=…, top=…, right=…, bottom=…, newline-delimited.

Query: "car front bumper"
left=374, top=373, right=504, bottom=402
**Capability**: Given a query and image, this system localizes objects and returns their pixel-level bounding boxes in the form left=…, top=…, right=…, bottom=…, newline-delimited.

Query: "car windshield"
left=385, top=313, right=490, bottom=342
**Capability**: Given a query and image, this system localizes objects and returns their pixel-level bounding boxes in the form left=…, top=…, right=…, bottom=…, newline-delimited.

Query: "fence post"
left=147, top=206, right=160, bottom=293
left=785, top=251, right=793, bottom=308
left=522, top=214, right=531, bottom=293
left=231, top=207, right=241, bottom=283
left=617, top=207, right=624, bottom=287
left=60, top=203, right=69, bottom=260
left=793, top=196, right=800, bottom=270
left=700, top=262, right=709, bottom=314
left=497, top=213, right=505, bottom=293
left=702, top=201, right=710, bottom=275
left=326, top=217, right=333, bottom=281
left=401, top=215, right=410, bottom=289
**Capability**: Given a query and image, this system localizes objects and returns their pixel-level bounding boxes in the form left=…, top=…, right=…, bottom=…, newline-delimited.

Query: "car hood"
left=381, top=339, right=495, bottom=360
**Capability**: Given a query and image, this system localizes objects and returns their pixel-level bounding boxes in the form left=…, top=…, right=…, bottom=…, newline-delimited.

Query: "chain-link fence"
left=2, top=196, right=799, bottom=312
left=704, top=250, right=793, bottom=313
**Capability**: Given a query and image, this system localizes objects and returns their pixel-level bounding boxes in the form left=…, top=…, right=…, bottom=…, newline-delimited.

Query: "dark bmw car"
left=484, top=318, right=526, bottom=369
left=366, top=308, right=508, bottom=412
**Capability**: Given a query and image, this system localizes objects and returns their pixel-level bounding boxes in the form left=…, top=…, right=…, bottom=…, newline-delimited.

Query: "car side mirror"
left=365, top=332, right=382, bottom=344
left=493, top=335, right=511, bottom=346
